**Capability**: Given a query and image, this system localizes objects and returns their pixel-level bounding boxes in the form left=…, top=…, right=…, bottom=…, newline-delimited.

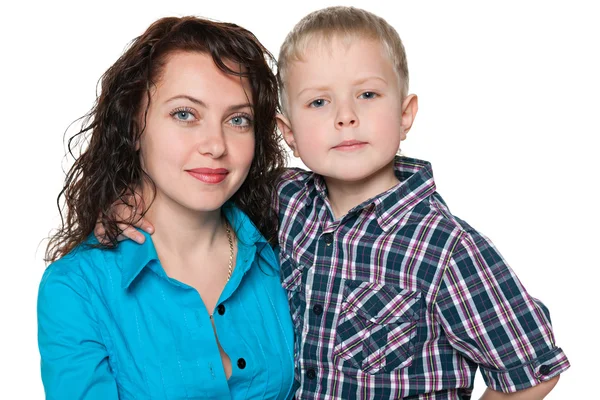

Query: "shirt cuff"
left=480, top=347, right=570, bottom=392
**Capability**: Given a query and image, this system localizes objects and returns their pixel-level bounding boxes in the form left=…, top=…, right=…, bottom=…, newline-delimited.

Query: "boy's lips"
left=186, top=168, right=229, bottom=184
left=332, top=140, right=368, bottom=151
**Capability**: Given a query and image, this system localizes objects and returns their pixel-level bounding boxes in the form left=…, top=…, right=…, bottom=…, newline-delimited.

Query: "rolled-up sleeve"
left=37, top=259, right=118, bottom=399
left=434, top=230, right=570, bottom=392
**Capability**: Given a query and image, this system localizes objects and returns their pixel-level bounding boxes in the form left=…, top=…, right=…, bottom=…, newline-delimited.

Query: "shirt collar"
left=119, top=229, right=159, bottom=289
left=306, top=156, right=437, bottom=232
left=119, top=203, right=275, bottom=289
left=373, top=157, right=437, bottom=232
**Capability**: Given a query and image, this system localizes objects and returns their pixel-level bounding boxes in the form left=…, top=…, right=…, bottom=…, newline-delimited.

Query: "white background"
left=1, top=0, right=597, bottom=398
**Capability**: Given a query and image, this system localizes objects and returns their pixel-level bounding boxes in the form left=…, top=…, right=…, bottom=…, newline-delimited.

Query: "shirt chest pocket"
left=333, top=280, right=422, bottom=375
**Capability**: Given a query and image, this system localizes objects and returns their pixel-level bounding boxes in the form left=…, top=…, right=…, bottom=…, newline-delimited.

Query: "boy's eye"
left=359, top=92, right=378, bottom=99
left=309, top=99, right=329, bottom=108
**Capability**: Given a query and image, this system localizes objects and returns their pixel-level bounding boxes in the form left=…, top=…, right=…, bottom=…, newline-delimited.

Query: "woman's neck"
left=143, top=191, right=225, bottom=262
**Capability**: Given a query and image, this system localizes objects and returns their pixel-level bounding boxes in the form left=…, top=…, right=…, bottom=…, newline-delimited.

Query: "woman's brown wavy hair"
left=46, top=16, right=286, bottom=263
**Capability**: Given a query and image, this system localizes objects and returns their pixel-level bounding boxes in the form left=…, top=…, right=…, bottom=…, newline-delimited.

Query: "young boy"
left=273, top=6, right=568, bottom=399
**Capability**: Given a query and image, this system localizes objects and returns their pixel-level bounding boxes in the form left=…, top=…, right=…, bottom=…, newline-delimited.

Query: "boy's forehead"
left=293, top=33, right=385, bottom=62
left=286, top=35, right=393, bottom=82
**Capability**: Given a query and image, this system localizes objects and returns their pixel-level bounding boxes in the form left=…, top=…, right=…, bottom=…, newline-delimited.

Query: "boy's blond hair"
left=277, top=6, right=409, bottom=114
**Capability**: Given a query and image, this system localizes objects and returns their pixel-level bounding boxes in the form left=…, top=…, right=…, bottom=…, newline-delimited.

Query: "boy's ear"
left=400, top=94, right=418, bottom=141
left=276, top=113, right=300, bottom=157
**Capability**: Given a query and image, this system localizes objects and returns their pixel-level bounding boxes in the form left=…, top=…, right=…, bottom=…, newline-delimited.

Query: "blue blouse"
left=38, top=205, right=294, bottom=399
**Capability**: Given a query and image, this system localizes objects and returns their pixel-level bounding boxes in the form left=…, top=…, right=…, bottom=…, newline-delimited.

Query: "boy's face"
left=278, top=37, right=417, bottom=184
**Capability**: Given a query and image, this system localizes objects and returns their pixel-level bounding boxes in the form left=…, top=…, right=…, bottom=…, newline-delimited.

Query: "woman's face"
left=138, top=51, right=255, bottom=214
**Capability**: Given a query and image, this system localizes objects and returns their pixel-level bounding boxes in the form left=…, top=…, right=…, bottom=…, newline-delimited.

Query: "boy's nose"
left=337, top=118, right=357, bottom=127
left=335, top=109, right=359, bottom=129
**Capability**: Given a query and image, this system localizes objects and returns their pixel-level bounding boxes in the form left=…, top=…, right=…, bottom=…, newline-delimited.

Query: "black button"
left=306, top=368, right=317, bottom=379
left=237, top=358, right=246, bottom=369
left=539, top=364, right=551, bottom=375
left=217, top=304, right=226, bottom=315
left=313, top=304, right=323, bottom=315
left=323, top=233, right=333, bottom=245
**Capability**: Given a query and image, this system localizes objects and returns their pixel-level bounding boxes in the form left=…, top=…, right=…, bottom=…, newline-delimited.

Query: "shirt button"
left=323, top=233, right=333, bottom=246
left=539, top=365, right=551, bottom=375
left=237, top=358, right=246, bottom=369
left=312, top=304, right=323, bottom=315
left=217, top=304, right=226, bottom=315
left=306, top=368, right=317, bottom=380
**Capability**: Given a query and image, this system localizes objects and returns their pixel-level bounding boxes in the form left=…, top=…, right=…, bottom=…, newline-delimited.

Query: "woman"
left=39, top=16, right=294, bottom=399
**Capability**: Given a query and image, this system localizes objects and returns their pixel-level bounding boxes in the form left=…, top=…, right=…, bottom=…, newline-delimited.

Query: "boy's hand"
left=94, top=195, right=154, bottom=245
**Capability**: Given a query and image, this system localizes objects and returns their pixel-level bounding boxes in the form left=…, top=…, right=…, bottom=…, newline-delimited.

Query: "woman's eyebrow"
left=165, top=95, right=251, bottom=112
left=226, top=103, right=253, bottom=113
left=166, top=94, right=207, bottom=107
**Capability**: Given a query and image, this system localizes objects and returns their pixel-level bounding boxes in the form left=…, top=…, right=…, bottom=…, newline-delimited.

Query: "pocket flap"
left=343, top=280, right=422, bottom=324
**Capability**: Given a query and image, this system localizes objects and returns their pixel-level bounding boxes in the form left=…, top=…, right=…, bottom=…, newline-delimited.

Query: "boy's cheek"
left=293, top=114, right=329, bottom=137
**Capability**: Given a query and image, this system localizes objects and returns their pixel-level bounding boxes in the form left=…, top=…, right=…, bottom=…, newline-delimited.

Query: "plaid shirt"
left=275, top=157, right=569, bottom=399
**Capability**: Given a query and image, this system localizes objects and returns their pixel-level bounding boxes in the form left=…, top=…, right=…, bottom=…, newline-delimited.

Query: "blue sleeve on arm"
left=37, top=259, right=119, bottom=399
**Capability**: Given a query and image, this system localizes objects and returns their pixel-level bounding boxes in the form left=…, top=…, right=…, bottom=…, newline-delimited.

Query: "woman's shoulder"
left=40, top=238, right=117, bottom=294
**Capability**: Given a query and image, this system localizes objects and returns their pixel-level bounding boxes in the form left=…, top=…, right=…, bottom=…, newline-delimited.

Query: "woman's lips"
left=186, top=168, right=229, bottom=184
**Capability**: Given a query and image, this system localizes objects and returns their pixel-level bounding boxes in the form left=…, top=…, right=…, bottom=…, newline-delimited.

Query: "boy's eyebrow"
left=297, top=86, right=330, bottom=98
left=166, top=95, right=252, bottom=112
left=353, top=76, right=388, bottom=86
left=352, top=75, right=388, bottom=86
left=296, top=76, right=388, bottom=97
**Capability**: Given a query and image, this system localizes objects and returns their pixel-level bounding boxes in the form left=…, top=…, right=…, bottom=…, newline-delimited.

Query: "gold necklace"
left=210, top=221, right=233, bottom=319
left=225, top=220, right=233, bottom=282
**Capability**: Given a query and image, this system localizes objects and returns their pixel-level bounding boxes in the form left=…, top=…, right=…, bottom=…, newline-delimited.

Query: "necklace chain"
left=210, top=221, right=233, bottom=319
left=225, top=220, right=233, bottom=282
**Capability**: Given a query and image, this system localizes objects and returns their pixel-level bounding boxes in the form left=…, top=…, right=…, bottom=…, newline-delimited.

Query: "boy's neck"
left=324, top=161, right=400, bottom=220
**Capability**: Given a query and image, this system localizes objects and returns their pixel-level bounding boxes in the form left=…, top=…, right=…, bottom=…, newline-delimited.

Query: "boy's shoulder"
left=425, top=195, right=514, bottom=272
left=427, top=193, right=488, bottom=241
left=427, top=194, right=474, bottom=232
left=278, top=167, right=312, bottom=187
left=275, top=167, right=314, bottom=202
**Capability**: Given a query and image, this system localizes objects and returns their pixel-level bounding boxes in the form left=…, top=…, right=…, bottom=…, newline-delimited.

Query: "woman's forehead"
left=154, top=51, right=253, bottom=105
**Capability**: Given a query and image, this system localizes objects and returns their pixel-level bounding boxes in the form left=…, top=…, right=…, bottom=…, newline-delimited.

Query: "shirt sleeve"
left=434, top=229, right=570, bottom=393
left=37, top=259, right=119, bottom=399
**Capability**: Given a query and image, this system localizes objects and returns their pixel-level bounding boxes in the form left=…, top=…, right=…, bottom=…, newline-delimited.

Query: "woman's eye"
left=228, top=114, right=253, bottom=129
left=359, top=92, right=378, bottom=99
left=170, top=108, right=197, bottom=122
left=230, top=116, right=249, bottom=126
left=309, top=99, right=329, bottom=108
left=174, top=111, right=194, bottom=121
